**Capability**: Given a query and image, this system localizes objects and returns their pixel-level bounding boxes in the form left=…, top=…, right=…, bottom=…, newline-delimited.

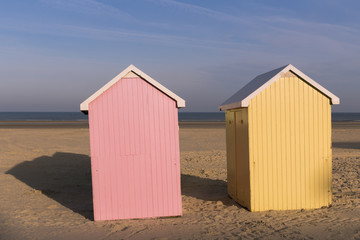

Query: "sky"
left=0, top=0, right=359, bottom=112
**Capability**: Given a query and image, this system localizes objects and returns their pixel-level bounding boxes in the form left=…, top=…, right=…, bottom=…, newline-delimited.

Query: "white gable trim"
left=80, top=65, right=186, bottom=112
left=220, top=64, right=340, bottom=110
left=285, top=64, right=340, bottom=105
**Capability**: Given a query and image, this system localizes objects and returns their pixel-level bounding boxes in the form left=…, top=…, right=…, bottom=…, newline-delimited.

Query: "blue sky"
left=0, top=0, right=359, bottom=112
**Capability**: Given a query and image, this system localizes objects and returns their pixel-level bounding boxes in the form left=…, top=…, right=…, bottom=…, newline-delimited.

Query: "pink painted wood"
left=88, top=77, right=182, bottom=221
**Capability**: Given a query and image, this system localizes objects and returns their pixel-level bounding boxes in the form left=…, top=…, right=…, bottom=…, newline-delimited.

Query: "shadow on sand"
left=6, top=152, right=237, bottom=220
left=181, top=174, right=237, bottom=207
left=6, top=152, right=94, bottom=220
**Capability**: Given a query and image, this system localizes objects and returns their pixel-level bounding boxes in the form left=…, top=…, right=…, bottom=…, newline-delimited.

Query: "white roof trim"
left=219, top=64, right=340, bottom=111
left=80, top=65, right=186, bottom=112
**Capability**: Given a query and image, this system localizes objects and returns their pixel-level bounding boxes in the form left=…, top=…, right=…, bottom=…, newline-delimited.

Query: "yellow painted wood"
left=327, top=98, right=332, bottom=204
left=225, top=109, right=251, bottom=209
left=235, top=109, right=250, bottom=208
left=225, top=111, right=236, bottom=199
left=270, top=83, right=278, bottom=209
left=248, top=100, right=255, bottom=210
left=242, top=72, right=333, bottom=211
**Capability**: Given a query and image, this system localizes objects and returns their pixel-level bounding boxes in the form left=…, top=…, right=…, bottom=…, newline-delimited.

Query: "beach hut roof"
left=80, top=65, right=186, bottom=113
left=219, top=64, right=340, bottom=111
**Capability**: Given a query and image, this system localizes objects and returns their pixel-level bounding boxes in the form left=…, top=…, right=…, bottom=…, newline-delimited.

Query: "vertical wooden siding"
left=234, top=109, right=251, bottom=208
left=226, top=109, right=251, bottom=209
left=225, top=111, right=236, bottom=199
left=88, top=77, right=182, bottom=220
left=248, top=73, right=332, bottom=211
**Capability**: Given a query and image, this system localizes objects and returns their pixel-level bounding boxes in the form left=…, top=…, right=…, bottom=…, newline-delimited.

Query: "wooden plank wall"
left=225, top=109, right=251, bottom=209
left=248, top=71, right=332, bottom=211
left=88, top=77, right=182, bottom=220
left=235, top=109, right=251, bottom=208
left=225, top=111, right=236, bottom=199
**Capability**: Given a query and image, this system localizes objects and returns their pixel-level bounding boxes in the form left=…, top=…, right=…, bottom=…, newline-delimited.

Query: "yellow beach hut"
left=219, top=64, right=340, bottom=211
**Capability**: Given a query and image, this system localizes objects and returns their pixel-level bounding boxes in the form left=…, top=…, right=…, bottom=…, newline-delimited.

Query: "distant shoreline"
left=1, top=112, right=359, bottom=123
left=0, top=120, right=359, bottom=129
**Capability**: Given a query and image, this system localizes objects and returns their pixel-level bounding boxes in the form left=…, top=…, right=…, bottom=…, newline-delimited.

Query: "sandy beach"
left=0, top=121, right=359, bottom=239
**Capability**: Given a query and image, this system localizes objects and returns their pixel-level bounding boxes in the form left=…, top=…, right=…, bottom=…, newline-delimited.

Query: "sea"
left=0, top=112, right=359, bottom=122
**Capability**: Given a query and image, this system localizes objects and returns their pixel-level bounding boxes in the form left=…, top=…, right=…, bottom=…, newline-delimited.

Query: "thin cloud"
left=153, top=0, right=360, bottom=52
left=40, top=0, right=135, bottom=20
left=40, top=0, right=170, bottom=28
left=0, top=21, right=252, bottom=53
left=259, top=16, right=360, bottom=37
left=154, top=0, right=250, bottom=23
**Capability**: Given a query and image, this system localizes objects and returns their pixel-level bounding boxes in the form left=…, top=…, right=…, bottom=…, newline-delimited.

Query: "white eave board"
left=80, top=65, right=186, bottom=112
left=219, top=64, right=340, bottom=111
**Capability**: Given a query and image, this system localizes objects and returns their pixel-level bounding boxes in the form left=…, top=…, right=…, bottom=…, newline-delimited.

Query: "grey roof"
left=219, top=64, right=340, bottom=110
left=220, top=65, right=287, bottom=109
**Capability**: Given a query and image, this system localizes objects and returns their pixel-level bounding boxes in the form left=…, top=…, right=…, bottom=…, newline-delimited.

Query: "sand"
left=0, top=122, right=359, bottom=239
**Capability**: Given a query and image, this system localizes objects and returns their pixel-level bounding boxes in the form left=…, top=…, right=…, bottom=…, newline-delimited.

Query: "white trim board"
left=219, top=64, right=340, bottom=111
left=80, top=65, right=186, bottom=112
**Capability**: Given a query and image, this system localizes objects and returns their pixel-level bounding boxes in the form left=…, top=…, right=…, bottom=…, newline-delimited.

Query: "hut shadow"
left=6, top=152, right=239, bottom=220
left=333, top=142, right=360, bottom=150
left=6, top=152, right=93, bottom=220
left=181, top=174, right=239, bottom=207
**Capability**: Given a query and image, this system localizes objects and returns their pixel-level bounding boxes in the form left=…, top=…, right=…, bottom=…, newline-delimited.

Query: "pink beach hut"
left=80, top=65, right=185, bottom=221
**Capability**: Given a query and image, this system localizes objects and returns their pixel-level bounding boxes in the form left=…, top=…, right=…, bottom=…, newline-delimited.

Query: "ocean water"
left=0, top=112, right=359, bottom=122
left=0, top=112, right=88, bottom=121
left=0, top=112, right=225, bottom=122
left=331, top=112, right=360, bottom=122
